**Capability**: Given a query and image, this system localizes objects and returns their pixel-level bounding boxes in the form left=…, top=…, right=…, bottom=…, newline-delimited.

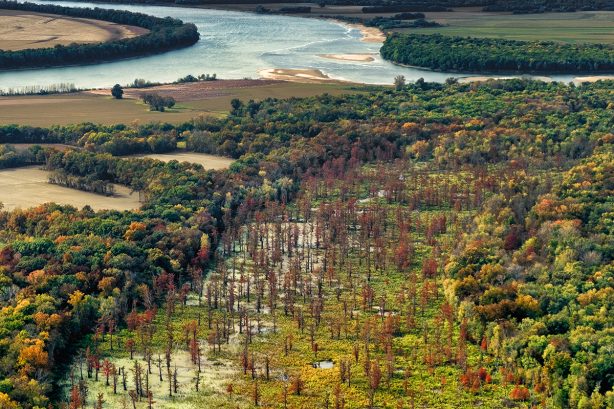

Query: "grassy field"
left=0, top=81, right=362, bottom=126
left=0, top=10, right=147, bottom=51
left=0, top=166, right=140, bottom=211
left=410, top=9, right=614, bottom=44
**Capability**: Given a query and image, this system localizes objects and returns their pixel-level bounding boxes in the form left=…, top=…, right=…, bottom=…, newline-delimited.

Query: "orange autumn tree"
left=18, top=339, right=48, bottom=376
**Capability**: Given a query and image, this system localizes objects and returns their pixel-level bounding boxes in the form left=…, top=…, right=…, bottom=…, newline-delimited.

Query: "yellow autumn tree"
left=124, top=221, right=146, bottom=241
left=68, top=290, right=84, bottom=308
left=0, top=392, right=19, bottom=409
left=18, top=339, right=48, bottom=375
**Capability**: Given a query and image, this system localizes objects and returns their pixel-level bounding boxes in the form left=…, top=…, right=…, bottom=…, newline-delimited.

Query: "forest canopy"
left=0, top=79, right=611, bottom=408
left=380, top=33, right=614, bottom=73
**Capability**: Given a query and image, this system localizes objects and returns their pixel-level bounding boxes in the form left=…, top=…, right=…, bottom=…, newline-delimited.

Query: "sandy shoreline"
left=344, top=22, right=386, bottom=43
left=318, top=53, right=376, bottom=62
left=259, top=21, right=382, bottom=83
left=259, top=68, right=354, bottom=84
left=573, top=75, right=614, bottom=83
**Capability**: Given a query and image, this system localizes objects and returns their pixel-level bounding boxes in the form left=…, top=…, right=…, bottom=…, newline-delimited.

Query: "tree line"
left=0, top=123, right=178, bottom=156
left=330, top=14, right=440, bottom=30
left=484, top=0, right=614, bottom=12
left=0, top=1, right=199, bottom=70
left=0, top=144, right=46, bottom=169
left=381, top=33, right=614, bottom=73
left=48, top=169, right=116, bottom=196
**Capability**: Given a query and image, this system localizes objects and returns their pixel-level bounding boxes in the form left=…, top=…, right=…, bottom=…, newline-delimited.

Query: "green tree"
left=111, top=84, right=123, bottom=100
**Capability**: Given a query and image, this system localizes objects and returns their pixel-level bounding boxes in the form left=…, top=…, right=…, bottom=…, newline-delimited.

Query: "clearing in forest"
left=133, top=152, right=235, bottom=170
left=0, top=167, right=140, bottom=211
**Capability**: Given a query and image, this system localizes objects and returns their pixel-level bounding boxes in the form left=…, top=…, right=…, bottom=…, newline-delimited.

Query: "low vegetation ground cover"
left=402, top=10, right=614, bottom=44
left=0, top=82, right=362, bottom=126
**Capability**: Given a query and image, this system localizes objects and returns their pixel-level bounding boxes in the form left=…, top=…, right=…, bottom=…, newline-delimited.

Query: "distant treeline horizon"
left=60, top=0, right=614, bottom=12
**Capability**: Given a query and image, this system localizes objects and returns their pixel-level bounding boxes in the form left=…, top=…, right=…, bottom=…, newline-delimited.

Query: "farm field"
left=0, top=81, right=362, bottom=126
left=0, top=9, right=148, bottom=51
left=0, top=166, right=140, bottom=211
left=402, top=9, right=614, bottom=44
left=131, top=152, right=235, bottom=170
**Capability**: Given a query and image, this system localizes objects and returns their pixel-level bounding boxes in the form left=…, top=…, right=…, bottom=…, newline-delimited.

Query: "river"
left=0, top=0, right=578, bottom=90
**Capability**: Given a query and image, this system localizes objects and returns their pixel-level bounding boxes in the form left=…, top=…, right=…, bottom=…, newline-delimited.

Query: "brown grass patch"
left=0, top=10, right=148, bottom=51
left=87, top=79, right=283, bottom=103
left=130, top=152, right=235, bottom=170
left=0, top=167, right=140, bottom=211
left=0, top=80, right=362, bottom=126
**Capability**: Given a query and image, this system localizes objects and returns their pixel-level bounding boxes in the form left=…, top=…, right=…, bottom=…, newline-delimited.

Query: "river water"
left=0, top=0, right=578, bottom=90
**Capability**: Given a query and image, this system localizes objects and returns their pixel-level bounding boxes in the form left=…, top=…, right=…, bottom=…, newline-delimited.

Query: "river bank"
left=1, top=0, right=406, bottom=89
left=318, top=53, right=376, bottom=62
left=342, top=22, right=386, bottom=43
left=259, top=68, right=356, bottom=83
left=3, top=0, right=610, bottom=90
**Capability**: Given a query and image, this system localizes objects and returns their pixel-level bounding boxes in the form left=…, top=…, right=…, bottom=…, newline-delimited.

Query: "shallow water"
left=0, top=0, right=577, bottom=90
left=313, top=360, right=334, bottom=369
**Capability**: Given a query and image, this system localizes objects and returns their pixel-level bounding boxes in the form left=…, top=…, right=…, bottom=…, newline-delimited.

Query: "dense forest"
left=0, top=1, right=199, bottom=70
left=0, top=79, right=612, bottom=408
left=381, top=33, right=614, bottom=74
